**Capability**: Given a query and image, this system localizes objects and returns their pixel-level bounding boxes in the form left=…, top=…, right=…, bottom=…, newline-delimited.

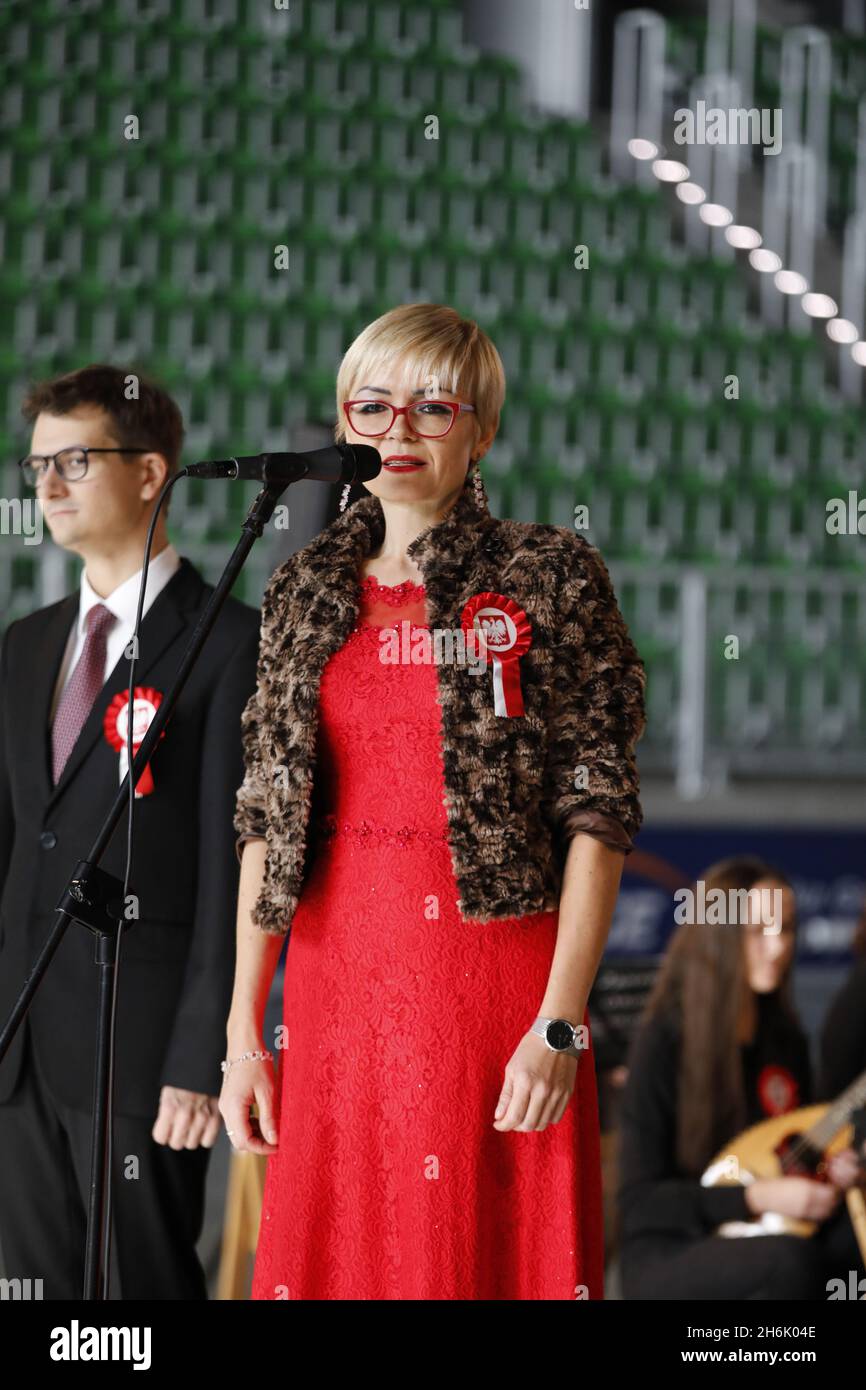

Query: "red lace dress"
left=250, top=573, right=605, bottom=1300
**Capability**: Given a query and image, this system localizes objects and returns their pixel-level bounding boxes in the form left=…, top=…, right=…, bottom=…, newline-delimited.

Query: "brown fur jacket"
left=234, top=479, right=646, bottom=935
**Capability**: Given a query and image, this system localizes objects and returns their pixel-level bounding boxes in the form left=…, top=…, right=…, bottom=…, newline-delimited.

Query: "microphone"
left=185, top=442, right=382, bottom=485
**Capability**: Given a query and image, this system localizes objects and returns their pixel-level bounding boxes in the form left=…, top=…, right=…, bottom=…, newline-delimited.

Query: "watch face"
left=546, top=1019, right=575, bottom=1050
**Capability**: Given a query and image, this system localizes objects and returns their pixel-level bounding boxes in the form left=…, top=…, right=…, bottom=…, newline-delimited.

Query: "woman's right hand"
left=745, top=1176, right=843, bottom=1223
left=218, top=1043, right=279, bottom=1156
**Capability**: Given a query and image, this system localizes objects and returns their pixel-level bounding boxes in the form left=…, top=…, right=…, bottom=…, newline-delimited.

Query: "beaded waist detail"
left=314, top=813, right=449, bottom=848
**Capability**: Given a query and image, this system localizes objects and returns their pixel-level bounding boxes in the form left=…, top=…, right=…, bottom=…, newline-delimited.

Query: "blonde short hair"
left=334, top=303, right=505, bottom=447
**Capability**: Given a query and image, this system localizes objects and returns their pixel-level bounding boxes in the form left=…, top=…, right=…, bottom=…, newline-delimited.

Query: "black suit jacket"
left=0, top=557, right=260, bottom=1117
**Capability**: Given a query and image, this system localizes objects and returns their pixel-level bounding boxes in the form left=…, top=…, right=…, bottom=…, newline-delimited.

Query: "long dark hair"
left=639, top=855, right=799, bottom=1176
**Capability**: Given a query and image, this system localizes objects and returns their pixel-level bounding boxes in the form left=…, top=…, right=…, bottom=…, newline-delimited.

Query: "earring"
left=338, top=481, right=351, bottom=513
left=471, top=457, right=488, bottom=510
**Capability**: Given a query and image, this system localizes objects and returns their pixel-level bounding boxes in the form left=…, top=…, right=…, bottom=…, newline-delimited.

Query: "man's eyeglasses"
left=18, top=446, right=149, bottom=489
left=343, top=399, right=476, bottom=439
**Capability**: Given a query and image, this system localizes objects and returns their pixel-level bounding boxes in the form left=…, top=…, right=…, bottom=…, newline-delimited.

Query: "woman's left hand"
left=492, top=1031, right=578, bottom=1132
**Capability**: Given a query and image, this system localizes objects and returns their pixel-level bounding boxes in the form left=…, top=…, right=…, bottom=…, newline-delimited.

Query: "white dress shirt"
left=50, top=542, right=183, bottom=724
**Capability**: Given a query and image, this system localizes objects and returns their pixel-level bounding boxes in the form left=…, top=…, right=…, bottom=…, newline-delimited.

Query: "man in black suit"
left=0, top=364, right=260, bottom=1298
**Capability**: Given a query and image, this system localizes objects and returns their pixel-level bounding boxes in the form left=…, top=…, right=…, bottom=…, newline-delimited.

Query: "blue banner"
left=614, top=827, right=866, bottom=962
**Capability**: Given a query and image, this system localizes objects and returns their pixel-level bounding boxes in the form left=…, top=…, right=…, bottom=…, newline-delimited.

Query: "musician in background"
left=617, top=855, right=865, bottom=1300
left=819, top=899, right=866, bottom=1163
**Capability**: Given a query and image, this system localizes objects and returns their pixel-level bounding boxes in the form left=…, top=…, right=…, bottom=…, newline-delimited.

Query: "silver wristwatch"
left=531, top=1015, right=583, bottom=1058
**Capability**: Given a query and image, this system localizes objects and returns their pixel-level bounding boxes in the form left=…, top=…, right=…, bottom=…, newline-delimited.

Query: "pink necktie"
left=51, top=602, right=116, bottom=784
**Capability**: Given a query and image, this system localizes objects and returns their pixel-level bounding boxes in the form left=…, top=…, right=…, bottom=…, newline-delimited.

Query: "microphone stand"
left=0, top=464, right=315, bottom=1299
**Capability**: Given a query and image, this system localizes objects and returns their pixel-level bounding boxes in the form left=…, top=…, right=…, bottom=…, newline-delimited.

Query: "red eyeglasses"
left=343, top=399, right=476, bottom=439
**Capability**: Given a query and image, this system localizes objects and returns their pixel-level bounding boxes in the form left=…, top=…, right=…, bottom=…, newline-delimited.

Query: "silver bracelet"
left=221, top=1048, right=273, bottom=1074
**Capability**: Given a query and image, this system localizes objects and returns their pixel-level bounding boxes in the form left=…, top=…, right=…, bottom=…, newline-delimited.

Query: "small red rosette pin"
left=103, top=686, right=165, bottom=796
left=460, top=592, right=532, bottom=716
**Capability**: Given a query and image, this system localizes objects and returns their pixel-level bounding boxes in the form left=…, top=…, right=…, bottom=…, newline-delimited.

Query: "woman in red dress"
left=220, top=303, right=645, bottom=1300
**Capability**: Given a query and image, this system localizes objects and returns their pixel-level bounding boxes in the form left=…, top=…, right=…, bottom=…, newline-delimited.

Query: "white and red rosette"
left=460, top=592, right=532, bottom=716
left=103, top=686, right=165, bottom=796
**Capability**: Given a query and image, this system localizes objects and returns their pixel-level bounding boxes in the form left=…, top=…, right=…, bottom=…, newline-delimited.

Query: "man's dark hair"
left=21, top=363, right=185, bottom=483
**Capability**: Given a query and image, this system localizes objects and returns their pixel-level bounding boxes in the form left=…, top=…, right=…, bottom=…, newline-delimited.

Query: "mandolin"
left=700, top=1066, right=866, bottom=1239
